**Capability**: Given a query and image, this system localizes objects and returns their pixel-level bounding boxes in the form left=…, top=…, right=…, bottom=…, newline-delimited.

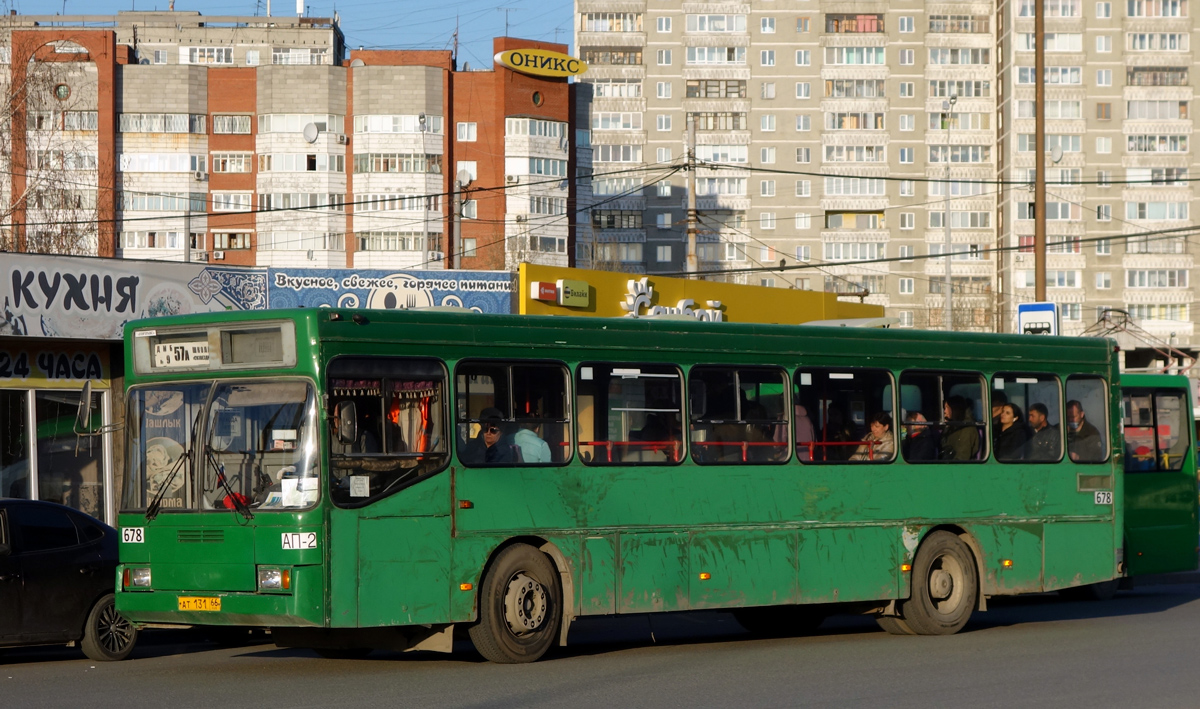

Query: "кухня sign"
left=494, top=48, right=587, bottom=78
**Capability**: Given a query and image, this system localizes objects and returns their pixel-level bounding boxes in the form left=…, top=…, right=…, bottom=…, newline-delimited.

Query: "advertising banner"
left=2, top=253, right=268, bottom=340
left=267, top=269, right=514, bottom=313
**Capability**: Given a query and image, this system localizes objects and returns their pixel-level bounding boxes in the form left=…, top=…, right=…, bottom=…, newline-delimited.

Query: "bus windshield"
left=123, top=380, right=318, bottom=512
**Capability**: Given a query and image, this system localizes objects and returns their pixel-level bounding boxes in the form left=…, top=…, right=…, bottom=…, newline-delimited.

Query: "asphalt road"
left=5, top=581, right=1200, bottom=709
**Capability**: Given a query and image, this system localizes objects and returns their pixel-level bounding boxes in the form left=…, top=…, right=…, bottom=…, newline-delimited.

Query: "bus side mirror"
left=75, top=381, right=94, bottom=433
left=336, top=402, right=357, bottom=445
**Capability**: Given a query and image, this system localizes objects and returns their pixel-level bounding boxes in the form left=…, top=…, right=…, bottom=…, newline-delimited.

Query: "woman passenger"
left=993, top=403, right=1028, bottom=461
left=850, top=412, right=894, bottom=461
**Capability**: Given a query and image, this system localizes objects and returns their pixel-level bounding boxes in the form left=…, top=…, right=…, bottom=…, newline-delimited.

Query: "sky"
left=44, top=0, right=574, bottom=69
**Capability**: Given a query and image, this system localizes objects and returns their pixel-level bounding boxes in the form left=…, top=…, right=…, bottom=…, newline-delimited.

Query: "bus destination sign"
left=153, top=341, right=210, bottom=368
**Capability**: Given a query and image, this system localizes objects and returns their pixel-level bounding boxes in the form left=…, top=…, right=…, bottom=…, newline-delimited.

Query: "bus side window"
left=991, top=372, right=1061, bottom=463
left=900, top=371, right=988, bottom=463
left=1155, top=392, right=1189, bottom=471
left=688, top=366, right=789, bottom=464
left=455, top=361, right=571, bottom=467
left=1065, top=376, right=1109, bottom=463
left=794, top=367, right=895, bottom=463
left=577, top=362, right=684, bottom=466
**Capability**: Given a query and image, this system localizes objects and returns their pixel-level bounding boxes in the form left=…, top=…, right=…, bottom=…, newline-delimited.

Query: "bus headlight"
left=124, top=567, right=152, bottom=588
left=257, top=567, right=291, bottom=591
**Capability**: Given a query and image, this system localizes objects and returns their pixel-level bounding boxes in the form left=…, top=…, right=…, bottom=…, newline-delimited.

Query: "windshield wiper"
left=146, top=411, right=200, bottom=521
left=205, top=449, right=254, bottom=520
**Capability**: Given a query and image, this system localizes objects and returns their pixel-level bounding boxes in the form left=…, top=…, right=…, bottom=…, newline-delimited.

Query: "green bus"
left=110, top=309, right=1198, bottom=662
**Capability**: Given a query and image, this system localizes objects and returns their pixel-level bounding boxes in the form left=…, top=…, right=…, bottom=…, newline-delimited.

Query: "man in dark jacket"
left=1066, top=400, right=1105, bottom=461
left=1026, top=403, right=1062, bottom=461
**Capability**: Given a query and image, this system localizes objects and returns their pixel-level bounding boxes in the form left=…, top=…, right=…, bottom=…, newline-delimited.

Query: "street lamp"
left=942, top=93, right=957, bottom=331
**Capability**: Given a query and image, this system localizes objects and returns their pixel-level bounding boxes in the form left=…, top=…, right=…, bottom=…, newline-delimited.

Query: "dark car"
left=0, top=499, right=137, bottom=661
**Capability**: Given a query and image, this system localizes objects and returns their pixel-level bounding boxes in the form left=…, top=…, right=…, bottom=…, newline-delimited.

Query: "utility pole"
left=685, top=112, right=698, bottom=276
left=1034, top=0, right=1047, bottom=301
left=943, top=94, right=956, bottom=331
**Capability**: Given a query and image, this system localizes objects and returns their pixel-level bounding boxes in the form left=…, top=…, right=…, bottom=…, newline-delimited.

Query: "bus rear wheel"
left=896, top=531, right=977, bottom=636
left=469, top=543, right=562, bottom=664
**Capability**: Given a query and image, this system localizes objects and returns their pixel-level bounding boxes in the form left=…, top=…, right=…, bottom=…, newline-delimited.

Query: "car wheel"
left=81, top=594, right=138, bottom=661
left=468, top=543, right=562, bottom=664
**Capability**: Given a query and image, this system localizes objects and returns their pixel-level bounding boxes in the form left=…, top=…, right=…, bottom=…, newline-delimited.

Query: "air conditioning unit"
left=336, top=134, right=348, bottom=145
left=426, top=250, right=445, bottom=262
left=193, top=171, right=207, bottom=181
left=505, top=174, right=519, bottom=184
left=213, top=250, right=225, bottom=260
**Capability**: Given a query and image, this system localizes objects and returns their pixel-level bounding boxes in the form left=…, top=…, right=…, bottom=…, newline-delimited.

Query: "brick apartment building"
left=3, top=11, right=577, bottom=271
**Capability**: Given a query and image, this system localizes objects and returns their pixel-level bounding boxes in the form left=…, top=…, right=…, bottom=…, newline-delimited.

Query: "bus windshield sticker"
left=994, top=378, right=1005, bottom=389
left=282, top=532, right=317, bottom=550
left=613, top=368, right=642, bottom=377
left=153, top=341, right=210, bottom=368
left=350, top=476, right=370, bottom=497
left=580, top=366, right=593, bottom=380
left=829, top=373, right=854, bottom=380
left=135, top=329, right=156, bottom=338
left=1016, top=377, right=1039, bottom=384
left=800, top=373, right=812, bottom=385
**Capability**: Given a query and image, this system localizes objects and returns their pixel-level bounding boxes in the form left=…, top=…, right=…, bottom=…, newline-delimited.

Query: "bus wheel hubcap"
left=930, top=568, right=953, bottom=600
left=504, top=573, right=547, bottom=636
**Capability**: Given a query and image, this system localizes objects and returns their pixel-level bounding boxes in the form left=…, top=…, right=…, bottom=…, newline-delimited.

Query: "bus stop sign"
left=1017, top=302, right=1059, bottom=336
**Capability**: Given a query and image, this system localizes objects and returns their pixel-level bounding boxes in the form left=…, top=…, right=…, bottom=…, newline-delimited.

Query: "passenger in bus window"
left=1066, top=400, right=1104, bottom=462
left=940, top=396, right=980, bottom=461
left=1025, top=403, right=1061, bottom=461
left=993, top=403, right=1029, bottom=461
left=386, top=397, right=409, bottom=454
left=461, top=408, right=516, bottom=464
left=850, top=412, right=894, bottom=461
left=902, top=412, right=939, bottom=461
left=514, top=415, right=552, bottom=463
left=991, top=390, right=1008, bottom=429
left=788, top=404, right=816, bottom=461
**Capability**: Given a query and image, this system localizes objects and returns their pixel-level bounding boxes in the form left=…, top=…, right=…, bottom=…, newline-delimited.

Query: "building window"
left=761, top=147, right=777, bottom=164
left=796, top=147, right=810, bottom=163
left=900, top=213, right=915, bottom=229
left=899, top=49, right=914, bottom=65
left=899, top=278, right=915, bottom=294
left=1096, top=103, right=1111, bottom=120
left=1097, top=35, right=1112, bottom=52
left=900, top=16, right=915, bottom=32
left=1097, top=238, right=1112, bottom=255
left=795, top=115, right=810, bottom=131
left=900, top=180, right=915, bottom=196
left=456, top=122, right=477, bottom=141
left=1098, top=204, right=1112, bottom=220
left=795, top=50, right=810, bottom=66
left=761, top=50, right=776, bottom=66
left=1097, top=1, right=1112, bottom=15
left=899, top=245, right=914, bottom=261
left=153, top=49, right=168, bottom=64
left=761, top=212, right=776, bottom=229
left=211, top=153, right=253, bottom=173
left=797, top=17, right=810, bottom=32
left=1098, top=170, right=1112, bottom=186
left=796, top=180, right=811, bottom=197
left=761, top=180, right=776, bottom=196
left=899, top=114, right=915, bottom=131
left=1097, top=69, right=1112, bottom=86
left=246, top=50, right=260, bottom=66
left=213, top=115, right=252, bottom=134
left=898, top=311, right=914, bottom=327
left=761, top=115, right=776, bottom=131
left=657, top=147, right=672, bottom=163
left=272, top=47, right=329, bottom=65
left=657, top=245, right=672, bottom=261
left=657, top=16, right=671, bottom=32
left=796, top=82, right=810, bottom=99
left=1096, top=137, right=1112, bottom=153
left=900, top=83, right=914, bottom=98
left=656, top=213, right=672, bottom=228
left=657, top=49, right=672, bottom=65
left=1096, top=272, right=1111, bottom=289
left=212, top=193, right=254, bottom=212
left=657, top=81, right=672, bottom=99
left=761, top=82, right=776, bottom=99
left=185, top=47, right=234, bottom=65
left=795, top=244, right=811, bottom=260
left=657, top=180, right=672, bottom=197
left=657, top=114, right=672, bottom=131
left=899, top=148, right=914, bottom=163
left=762, top=17, right=776, bottom=32
left=213, top=232, right=252, bottom=250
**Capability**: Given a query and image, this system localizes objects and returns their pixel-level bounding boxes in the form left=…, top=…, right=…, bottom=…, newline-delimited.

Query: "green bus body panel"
left=1122, top=374, right=1200, bottom=576
left=117, top=308, right=1173, bottom=633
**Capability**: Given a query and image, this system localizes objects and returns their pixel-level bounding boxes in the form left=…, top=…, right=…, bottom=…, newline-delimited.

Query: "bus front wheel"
left=469, top=543, right=562, bottom=664
left=896, top=531, right=978, bottom=635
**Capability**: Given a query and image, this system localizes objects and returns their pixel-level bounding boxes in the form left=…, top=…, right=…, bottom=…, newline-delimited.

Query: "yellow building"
left=519, top=264, right=884, bottom=324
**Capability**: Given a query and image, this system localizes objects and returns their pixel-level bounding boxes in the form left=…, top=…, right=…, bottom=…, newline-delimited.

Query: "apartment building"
left=575, top=0, right=1199, bottom=347
left=3, top=12, right=574, bottom=271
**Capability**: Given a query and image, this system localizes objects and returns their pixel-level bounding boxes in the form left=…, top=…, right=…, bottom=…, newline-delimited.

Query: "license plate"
left=178, top=596, right=222, bottom=612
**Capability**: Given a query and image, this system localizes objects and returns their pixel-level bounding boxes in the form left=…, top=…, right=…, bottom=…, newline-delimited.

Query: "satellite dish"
left=463, top=62, right=471, bottom=71
left=1050, top=145, right=1063, bottom=164
left=457, top=169, right=473, bottom=185
left=302, top=122, right=319, bottom=143
left=350, top=58, right=365, bottom=67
